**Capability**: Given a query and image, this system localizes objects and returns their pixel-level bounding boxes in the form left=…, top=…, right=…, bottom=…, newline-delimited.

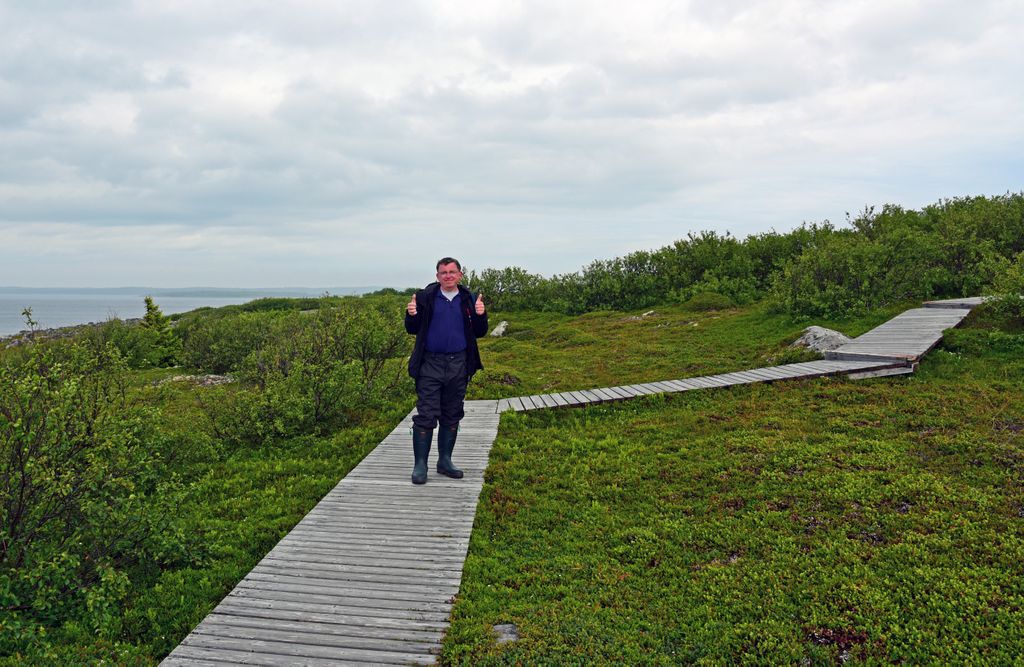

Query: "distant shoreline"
left=0, top=287, right=394, bottom=338
left=0, top=286, right=383, bottom=297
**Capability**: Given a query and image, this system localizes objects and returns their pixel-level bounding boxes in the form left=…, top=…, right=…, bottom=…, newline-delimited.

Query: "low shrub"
left=680, top=291, right=735, bottom=312
left=198, top=300, right=412, bottom=446
left=0, top=341, right=188, bottom=655
left=988, top=251, right=1024, bottom=323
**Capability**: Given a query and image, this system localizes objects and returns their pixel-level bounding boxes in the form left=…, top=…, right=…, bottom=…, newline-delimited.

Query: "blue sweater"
left=425, top=290, right=467, bottom=353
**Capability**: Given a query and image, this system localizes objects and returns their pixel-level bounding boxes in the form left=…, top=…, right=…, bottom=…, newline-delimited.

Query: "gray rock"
left=493, top=623, right=519, bottom=644
left=159, top=374, right=235, bottom=387
left=790, top=326, right=851, bottom=352
left=623, top=310, right=657, bottom=321
left=490, top=320, right=509, bottom=337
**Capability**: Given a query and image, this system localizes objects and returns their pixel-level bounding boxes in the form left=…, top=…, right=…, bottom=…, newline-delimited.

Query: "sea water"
left=0, top=289, right=300, bottom=336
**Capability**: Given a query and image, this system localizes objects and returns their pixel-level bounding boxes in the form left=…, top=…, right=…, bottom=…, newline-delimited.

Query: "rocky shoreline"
left=1, top=318, right=142, bottom=348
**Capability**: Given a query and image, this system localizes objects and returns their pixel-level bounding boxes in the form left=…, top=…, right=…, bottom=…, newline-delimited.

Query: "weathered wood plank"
left=201, top=614, right=441, bottom=651
left=539, top=393, right=561, bottom=408
left=605, top=386, right=634, bottom=398
left=564, top=390, right=590, bottom=404
left=549, top=392, right=570, bottom=407
left=213, top=599, right=448, bottom=632
left=181, top=634, right=434, bottom=665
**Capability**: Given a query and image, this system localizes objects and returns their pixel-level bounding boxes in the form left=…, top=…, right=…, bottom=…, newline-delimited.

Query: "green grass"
left=444, top=305, right=1024, bottom=664
left=469, top=302, right=907, bottom=399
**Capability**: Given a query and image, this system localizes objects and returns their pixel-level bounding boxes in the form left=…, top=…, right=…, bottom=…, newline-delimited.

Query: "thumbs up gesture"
left=407, top=294, right=417, bottom=316
left=475, top=292, right=485, bottom=315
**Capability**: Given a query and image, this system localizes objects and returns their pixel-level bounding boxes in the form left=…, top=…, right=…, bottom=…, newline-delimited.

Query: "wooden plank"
left=609, top=386, right=635, bottom=398
left=164, top=645, right=358, bottom=667
left=212, top=599, right=448, bottom=632
left=534, top=393, right=555, bottom=408
left=223, top=589, right=452, bottom=622
left=181, top=634, right=434, bottom=666
left=579, top=389, right=605, bottom=402
left=208, top=611, right=443, bottom=645
left=742, top=368, right=780, bottom=381
left=200, top=614, right=440, bottom=652
left=750, top=366, right=794, bottom=380
left=549, top=392, right=570, bottom=407
left=254, top=562, right=461, bottom=587
left=846, top=364, right=915, bottom=380
left=566, top=390, right=593, bottom=404
left=554, top=391, right=584, bottom=406
left=705, top=374, right=740, bottom=386
left=592, top=387, right=620, bottom=401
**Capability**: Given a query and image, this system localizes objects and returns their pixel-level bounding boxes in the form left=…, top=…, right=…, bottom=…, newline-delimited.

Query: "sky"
left=1, top=0, right=1022, bottom=288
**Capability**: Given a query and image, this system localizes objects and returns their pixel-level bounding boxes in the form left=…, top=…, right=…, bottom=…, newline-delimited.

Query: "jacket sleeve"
left=404, top=292, right=422, bottom=334
left=469, top=291, right=488, bottom=338
left=473, top=311, right=489, bottom=338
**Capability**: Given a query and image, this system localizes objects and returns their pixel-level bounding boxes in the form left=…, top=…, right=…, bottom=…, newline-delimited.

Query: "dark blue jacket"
left=405, top=282, right=488, bottom=379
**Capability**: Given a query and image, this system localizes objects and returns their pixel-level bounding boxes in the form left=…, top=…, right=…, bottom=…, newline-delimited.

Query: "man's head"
left=436, top=257, right=463, bottom=291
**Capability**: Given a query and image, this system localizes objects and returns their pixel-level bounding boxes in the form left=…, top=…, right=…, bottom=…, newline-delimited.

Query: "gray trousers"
left=413, top=351, right=468, bottom=430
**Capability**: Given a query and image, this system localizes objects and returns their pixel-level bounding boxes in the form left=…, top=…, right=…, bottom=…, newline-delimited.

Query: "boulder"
left=490, top=320, right=509, bottom=337
left=493, top=623, right=519, bottom=644
left=790, top=326, right=851, bottom=353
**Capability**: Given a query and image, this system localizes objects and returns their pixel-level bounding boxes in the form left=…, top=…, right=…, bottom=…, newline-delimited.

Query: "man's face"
left=436, top=262, right=463, bottom=290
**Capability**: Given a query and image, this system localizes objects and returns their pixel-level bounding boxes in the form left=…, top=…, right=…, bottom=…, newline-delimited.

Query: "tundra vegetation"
left=1, top=193, right=1023, bottom=663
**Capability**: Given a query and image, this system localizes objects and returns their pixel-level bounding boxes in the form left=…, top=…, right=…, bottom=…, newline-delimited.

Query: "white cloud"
left=0, top=0, right=1022, bottom=287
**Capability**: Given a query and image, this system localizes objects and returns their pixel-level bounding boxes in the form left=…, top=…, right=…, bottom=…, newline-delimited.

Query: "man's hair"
left=436, top=257, right=462, bottom=271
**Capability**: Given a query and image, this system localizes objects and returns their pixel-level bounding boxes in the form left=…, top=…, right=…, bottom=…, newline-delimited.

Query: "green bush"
left=988, top=251, right=1024, bottom=323
left=76, top=298, right=180, bottom=369
left=198, top=300, right=412, bottom=446
left=175, top=310, right=286, bottom=373
left=0, top=341, right=187, bottom=655
left=468, top=194, right=1024, bottom=318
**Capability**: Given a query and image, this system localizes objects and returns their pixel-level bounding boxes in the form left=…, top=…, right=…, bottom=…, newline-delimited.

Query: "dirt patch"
left=805, top=627, right=869, bottom=663
left=994, top=419, right=1024, bottom=433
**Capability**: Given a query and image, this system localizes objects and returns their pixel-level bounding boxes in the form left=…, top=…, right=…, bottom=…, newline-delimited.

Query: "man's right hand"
left=407, top=295, right=417, bottom=316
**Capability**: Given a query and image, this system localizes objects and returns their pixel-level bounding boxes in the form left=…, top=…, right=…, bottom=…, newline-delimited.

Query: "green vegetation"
left=1, top=191, right=1022, bottom=663
left=447, top=307, right=1024, bottom=664
left=469, top=193, right=1024, bottom=317
left=0, top=294, right=414, bottom=664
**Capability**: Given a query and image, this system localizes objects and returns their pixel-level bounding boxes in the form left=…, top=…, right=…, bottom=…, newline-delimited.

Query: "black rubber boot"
left=412, top=427, right=432, bottom=484
left=436, top=424, right=464, bottom=479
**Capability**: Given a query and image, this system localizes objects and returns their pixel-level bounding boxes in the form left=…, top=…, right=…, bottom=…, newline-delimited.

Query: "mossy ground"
left=444, top=305, right=1024, bottom=664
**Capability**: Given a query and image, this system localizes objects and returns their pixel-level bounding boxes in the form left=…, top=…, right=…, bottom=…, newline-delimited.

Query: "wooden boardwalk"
left=163, top=401, right=500, bottom=666
left=163, top=300, right=980, bottom=665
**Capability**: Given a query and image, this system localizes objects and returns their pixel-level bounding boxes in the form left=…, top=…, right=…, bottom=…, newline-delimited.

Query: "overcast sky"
left=2, top=0, right=1022, bottom=288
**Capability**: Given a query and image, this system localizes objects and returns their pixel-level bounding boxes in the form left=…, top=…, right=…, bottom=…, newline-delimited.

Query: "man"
left=405, top=257, right=488, bottom=484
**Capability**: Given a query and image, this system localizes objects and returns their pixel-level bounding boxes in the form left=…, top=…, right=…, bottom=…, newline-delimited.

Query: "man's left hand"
left=475, top=293, right=485, bottom=315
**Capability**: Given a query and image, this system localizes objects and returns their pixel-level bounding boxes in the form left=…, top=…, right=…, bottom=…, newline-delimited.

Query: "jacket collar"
left=424, top=282, right=470, bottom=299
